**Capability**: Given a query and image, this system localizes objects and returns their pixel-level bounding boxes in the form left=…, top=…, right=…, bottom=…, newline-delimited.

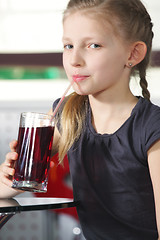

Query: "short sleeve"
left=144, top=105, right=160, bottom=152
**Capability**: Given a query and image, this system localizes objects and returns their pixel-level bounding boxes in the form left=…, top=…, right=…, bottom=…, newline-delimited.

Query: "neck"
left=89, top=86, right=137, bottom=112
left=88, top=88, right=138, bottom=134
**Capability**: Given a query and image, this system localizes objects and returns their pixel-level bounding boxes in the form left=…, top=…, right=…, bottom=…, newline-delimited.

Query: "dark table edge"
left=0, top=200, right=78, bottom=214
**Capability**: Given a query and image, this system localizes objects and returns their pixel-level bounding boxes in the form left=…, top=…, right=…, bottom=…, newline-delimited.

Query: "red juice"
left=12, top=126, right=54, bottom=192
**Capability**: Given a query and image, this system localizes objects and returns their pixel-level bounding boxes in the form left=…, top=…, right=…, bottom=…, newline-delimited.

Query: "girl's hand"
left=0, top=140, right=18, bottom=188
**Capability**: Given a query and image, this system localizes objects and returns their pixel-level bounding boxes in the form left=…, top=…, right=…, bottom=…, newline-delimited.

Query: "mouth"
left=72, top=74, right=90, bottom=83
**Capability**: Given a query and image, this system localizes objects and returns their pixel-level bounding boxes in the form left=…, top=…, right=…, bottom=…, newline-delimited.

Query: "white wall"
left=0, top=0, right=68, bottom=53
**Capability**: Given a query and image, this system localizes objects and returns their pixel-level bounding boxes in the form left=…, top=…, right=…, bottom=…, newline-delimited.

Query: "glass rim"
left=21, top=112, right=53, bottom=119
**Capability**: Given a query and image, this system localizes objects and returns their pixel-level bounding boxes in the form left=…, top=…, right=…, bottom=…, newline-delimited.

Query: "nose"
left=70, top=49, right=84, bottom=67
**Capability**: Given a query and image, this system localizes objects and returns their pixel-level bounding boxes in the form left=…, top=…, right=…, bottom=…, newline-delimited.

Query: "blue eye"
left=89, top=43, right=101, bottom=49
left=64, top=44, right=73, bottom=50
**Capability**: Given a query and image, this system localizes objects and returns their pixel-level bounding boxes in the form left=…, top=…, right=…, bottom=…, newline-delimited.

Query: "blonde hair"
left=58, top=0, right=154, bottom=163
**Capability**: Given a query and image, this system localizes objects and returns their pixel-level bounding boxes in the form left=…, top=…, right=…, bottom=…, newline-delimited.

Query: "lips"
left=73, top=74, right=90, bottom=83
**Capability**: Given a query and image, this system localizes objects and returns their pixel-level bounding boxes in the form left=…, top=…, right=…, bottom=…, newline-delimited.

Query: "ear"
left=126, top=41, right=147, bottom=68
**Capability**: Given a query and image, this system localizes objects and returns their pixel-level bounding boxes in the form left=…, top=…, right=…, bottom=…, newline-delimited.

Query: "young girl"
left=0, top=0, right=160, bottom=239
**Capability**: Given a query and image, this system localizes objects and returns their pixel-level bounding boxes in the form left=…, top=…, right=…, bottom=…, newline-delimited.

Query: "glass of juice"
left=12, top=112, right=55, bottom=192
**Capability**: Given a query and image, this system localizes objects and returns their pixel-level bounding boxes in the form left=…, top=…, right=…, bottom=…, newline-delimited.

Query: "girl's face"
left=62, top=12, right=131, bottom=97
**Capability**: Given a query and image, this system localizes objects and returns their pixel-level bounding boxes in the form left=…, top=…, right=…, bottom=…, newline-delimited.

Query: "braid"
left=139, top=75, right=150, bottom=101
left=123, top=0, right=153, bottom=101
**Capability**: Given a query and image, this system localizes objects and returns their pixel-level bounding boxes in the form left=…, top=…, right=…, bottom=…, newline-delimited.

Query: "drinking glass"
left=12, top=112, right=54, bottom=192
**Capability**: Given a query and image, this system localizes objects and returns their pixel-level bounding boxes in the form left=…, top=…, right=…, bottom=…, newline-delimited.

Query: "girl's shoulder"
left=133, top=97, right=160, bottom=123
left=136, top=97, right=160, bottom=153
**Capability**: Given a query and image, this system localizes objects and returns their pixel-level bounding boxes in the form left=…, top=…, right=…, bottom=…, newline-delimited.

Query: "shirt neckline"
left=87, top=96, right=143, bottom=137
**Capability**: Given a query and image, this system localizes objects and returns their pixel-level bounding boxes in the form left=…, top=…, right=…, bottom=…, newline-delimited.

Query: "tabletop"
left=0, top=197, right=77, bottom=230
left=0, top=197, right=77, bottom=214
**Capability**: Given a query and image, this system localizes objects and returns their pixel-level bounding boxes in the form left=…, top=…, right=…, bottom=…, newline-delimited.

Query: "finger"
left=9, top=140, right=18, bottom=152
left=1, top=164, right=15, bottom=176
left=1, top=175, right=13, bottom=188
left=6, top=152, right=18, bottom=161
left=5, top=152, right=18, bottom=166
left=0, top=168, right=13, bottom=188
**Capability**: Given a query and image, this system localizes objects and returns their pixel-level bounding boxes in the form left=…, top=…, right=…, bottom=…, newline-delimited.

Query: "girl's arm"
left=148, top=140, right=160, bottom=239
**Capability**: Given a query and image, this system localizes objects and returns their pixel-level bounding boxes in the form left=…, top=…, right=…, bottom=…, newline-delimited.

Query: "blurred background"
left=0, top=0, right=160, bottom=239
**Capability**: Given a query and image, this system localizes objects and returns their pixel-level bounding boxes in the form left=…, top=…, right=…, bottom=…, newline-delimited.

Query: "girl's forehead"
left=63, top=11, right=113, bottom=33
left=63, top=10, right=129, bottom=46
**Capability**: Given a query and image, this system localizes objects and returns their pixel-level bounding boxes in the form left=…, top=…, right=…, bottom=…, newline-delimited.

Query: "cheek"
left=94, top=53, right=125, bottom=76
left=91, top=60, right=111, bottom=77
left=90, top=52, right=112, bottom=71
left=92, top=58, right=124, bottom=86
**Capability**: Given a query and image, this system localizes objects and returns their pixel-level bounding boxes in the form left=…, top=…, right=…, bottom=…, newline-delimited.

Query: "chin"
left=74, top=90, right=87, bottom=96
left=73, top=86, right=87, bottom=96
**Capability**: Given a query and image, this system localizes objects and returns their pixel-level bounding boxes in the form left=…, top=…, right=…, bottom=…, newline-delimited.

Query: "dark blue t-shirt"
left=53, top=96, right=160, bottom=240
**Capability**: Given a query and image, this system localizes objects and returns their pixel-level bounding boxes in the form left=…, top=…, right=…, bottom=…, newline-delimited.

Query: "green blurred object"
left=0, top=67, right=67, bottom=80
